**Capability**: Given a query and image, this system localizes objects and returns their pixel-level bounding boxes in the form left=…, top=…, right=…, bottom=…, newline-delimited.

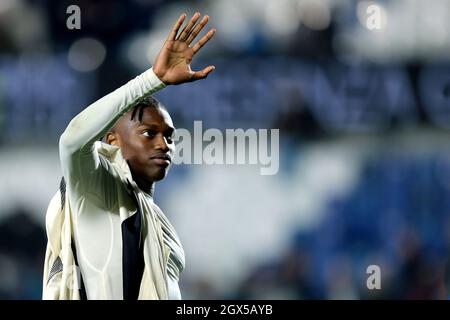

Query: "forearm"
left=60, top=68, right=166, bottom=155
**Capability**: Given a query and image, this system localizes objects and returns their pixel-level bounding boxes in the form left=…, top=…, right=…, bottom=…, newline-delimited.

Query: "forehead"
left=134, top=106, right=174, bottom=129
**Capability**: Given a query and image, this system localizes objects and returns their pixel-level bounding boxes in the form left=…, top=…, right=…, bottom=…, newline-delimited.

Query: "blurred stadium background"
left=1, top=0, right=450, bottom=299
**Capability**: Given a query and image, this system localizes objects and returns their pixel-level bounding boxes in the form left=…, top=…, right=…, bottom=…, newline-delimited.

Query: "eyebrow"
left=137, top=123, right=175, bottom=134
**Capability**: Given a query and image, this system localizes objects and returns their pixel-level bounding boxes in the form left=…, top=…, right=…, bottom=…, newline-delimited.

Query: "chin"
left=149, top=168, right=169, bottom=182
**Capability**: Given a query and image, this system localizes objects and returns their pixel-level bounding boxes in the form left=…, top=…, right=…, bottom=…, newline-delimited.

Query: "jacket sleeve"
left=59, top=68, right=166, bottom=206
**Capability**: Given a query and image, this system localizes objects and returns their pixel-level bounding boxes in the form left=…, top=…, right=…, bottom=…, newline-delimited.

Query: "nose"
left=154, top=134, right=170, bottom=153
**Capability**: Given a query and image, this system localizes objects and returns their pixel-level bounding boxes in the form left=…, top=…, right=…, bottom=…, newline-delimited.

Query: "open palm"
left=153, top=13, right=216, bottom=85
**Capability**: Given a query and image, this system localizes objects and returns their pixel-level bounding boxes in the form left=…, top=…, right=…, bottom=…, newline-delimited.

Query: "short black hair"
left=102, top=95, right=166, bottom=142
left=130, top=95, right=166, bottom=123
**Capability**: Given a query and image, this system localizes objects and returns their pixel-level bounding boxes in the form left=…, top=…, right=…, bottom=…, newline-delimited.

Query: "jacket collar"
left=94, top=141, right=139, bottom=194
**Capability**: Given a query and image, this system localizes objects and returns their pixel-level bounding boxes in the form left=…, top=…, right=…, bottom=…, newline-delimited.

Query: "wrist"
left=147, top=68, right=167, bottom=89
left=152, top=65, right=168, bottom=85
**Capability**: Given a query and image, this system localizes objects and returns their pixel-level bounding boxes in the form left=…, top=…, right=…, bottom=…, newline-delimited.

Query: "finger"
left=167, top=13, right=187, bottom=41
left=192, top=28, right=216, bottom=54
left=186, top=15, right=209, bottom=45
left=177, top=12, right=201, bottom=41
left=190, top=65, right=216, bottom=81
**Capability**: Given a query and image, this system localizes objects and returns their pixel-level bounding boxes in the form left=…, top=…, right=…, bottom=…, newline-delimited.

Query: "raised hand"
left=152, top=12, right=216, bottom=85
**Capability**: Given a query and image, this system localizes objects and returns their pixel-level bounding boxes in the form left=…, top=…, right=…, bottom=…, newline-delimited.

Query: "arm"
left=59, top=69, right=165, bottom=156
left=59, top=13, right=216, bottom=198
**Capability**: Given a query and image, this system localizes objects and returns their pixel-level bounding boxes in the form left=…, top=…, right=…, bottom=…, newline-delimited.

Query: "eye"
left=142, top=130, right=156, bottom=138
left=165, top=130, right=176, bottom=143
left=165, top=135, right=174, bottom=144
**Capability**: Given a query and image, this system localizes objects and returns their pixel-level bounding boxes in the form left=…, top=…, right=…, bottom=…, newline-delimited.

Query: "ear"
left=106, top=132, right=120, bottom=147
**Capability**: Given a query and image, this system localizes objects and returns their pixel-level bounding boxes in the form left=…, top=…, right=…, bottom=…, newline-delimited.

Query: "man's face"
left=112, top=106, right=175, bottom=183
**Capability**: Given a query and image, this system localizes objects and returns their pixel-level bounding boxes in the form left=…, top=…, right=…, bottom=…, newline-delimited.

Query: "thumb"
left=191, top=65, right=216, bottom=81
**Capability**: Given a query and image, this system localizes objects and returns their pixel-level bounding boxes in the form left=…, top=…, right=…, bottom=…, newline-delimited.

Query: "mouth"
left=150, top=154, right=172, bottom=166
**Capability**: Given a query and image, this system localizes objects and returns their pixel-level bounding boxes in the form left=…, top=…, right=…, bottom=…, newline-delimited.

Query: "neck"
left=128, top=164, right=155, bottom=196
left=134, top=175, right=155, bottom=196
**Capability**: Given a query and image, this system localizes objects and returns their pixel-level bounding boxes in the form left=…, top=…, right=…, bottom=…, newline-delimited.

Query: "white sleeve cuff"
left=145, top=67, right=167, bottom=92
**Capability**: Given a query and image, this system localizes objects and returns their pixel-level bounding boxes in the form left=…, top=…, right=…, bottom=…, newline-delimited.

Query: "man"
left=42, top=12, right=216, bottom=300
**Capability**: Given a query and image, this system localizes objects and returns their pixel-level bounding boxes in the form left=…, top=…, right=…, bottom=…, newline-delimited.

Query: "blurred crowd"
left=229, top=150, right=450, bottom=299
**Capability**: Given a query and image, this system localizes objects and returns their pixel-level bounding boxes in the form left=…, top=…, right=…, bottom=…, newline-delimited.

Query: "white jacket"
left=42, top=68, right=185, bottom=300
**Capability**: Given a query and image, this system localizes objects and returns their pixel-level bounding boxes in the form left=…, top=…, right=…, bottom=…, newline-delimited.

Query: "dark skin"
left=106, top=106, right=175, bottom=195
left=106, top=12, right=215, bottom=194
